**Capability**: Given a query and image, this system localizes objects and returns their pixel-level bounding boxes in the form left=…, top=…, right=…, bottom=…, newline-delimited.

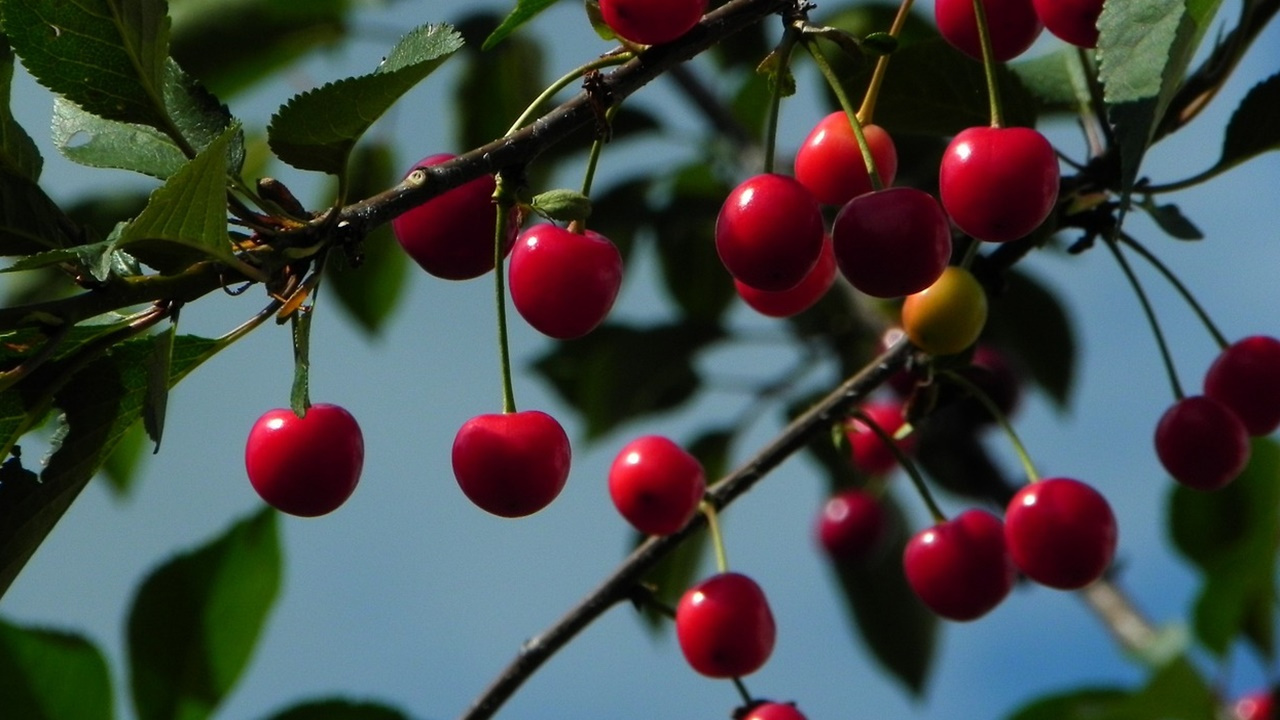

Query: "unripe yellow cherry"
left=901, top=266, right=988, bottom=355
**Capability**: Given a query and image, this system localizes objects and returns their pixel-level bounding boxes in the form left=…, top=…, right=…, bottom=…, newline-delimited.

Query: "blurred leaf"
left=581, top=176, right=649, bottom=261
left=983, top=269, right=1076, bottom=408
left=326, top=143, right=408, bottom=337
left=129, top=509, right=281, bottom=720
left=0, top=41, right=41, bottom=182
left=0, top=169, right=76, bottom=255
left=261, top=699, right=412, bottom=720
left=268, top=24, right=464, bottom=175
left=456, top=14, right=545, bottom=159
left=1010, top=50, right=1090, bottom=113
left=532, top=322, right=722, bottom=440
left=101, top=421, right=149, bottom=497
left=1138, top=198, right=1203, bottom=240
left=0, top=619, right=113, bottom=720
left=652, top=164, right=735, bottom=324
left=0, top=240, right=119, bottom=284
left=1006, top=688, right=1128, bottom=720
left=118, top=124, right=239, bottom=273
left=730, top=70, right=773, bottom=141
left=483, top=0, right=558, bottom=49
left=915, top=413, right=1019, bottom=505
left=1169, top=438, right=1280, bottom=656
left=1217, top=73, right=1280, bottom=173
left=1109, top=657, right=1215, bottom=719
left=142, top=323, right=176, bottom=450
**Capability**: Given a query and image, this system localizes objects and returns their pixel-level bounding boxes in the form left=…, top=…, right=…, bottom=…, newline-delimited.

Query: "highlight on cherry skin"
left=1004, top=477, right=1118, bottom=590
left=831, top=186, right=952, bottom=298
left=675, top=571, right=777, bottom=678
left=903, top=508, right=1016, bottom=621
left=244, top=403, right=365, bottom=518
left=508, top=223, right=624, bottom=340
left=608, top=435, right=706, bottom=536
left=391, top=154, right=516, bottom=280
left=1154, top=395, right=1251, bottom=492
left=597, top=0, right=708, bottom=46
left=816, top=488, right=888, bottom=565
left=1204, top=334, right=1280, bottom=436
left=715, top=173, right=825, bottom=292
left=935, top=0, right=1043, bottom=62
left=794, top=112, right=898, bottom=207
left=451, top=410, right=572, bottom=518
left=939, top=126, right=1060, bottom=243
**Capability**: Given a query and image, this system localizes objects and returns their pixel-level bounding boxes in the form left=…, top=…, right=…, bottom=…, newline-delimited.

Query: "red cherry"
left=1004, top=478, right=1117, bottom=589
left=1204, top=335, right=1280, bottom=436
left=1032, top=0, right=1102, bottom=48
left=598, top=0, right=707, bottom=45
left=608, top=435, right=706, bottom=535
left=1235, top=690, right=1276, bottom=720
left=939, top=126, right=1060, bottom=243
left=1154, top=395, right=1250, bottom=492
left=508, top=224, right=623, bottom=340
left=675, top=572, right=777, bottom=677
left=245, top=404, right=364, bottom=517
left=392, top=154, right=516, bottom=280
left=794, top=113, right=898, bottom=206
left=903, top=509, right=1015, bottom=621
left=742, top=702, right=808, bottom=720
left=734, top=234, right=837, bottom=318
left=846, top=402, right=915, bottom=476
left=831, top=187, right=952, bottom=298
left=716, top=174, right=825, bottom=292
left=451, top=411, right=571, bottom=517
left=816, top=489, right=887, bottom=564
left=935, top=0, right=1043, bottom=62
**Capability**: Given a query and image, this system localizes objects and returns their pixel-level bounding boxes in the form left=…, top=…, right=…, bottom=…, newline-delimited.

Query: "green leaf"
left=118, top=124, right=239, bottom=273
left=3, top=0, right=172, bottom=129
left=0, top=41, right=42, bottom=182
left=530, top=189, right=592, bottom=223
left=101, top=421, right=150, bottom=497
left=0, top=168, right=76, bottom=255
left=1169, top=438, right=1280, bottom=657
left=1, top=240, right=119, bottom=283
left=483, top=0, right=558, bottom=49
left=128, top=509, right=281, bottom=720
left=52, top=98, right=188, bottom=179
left=261, top=698, right=411, bottom=720
left=1218, top=73, right=1280, bottom=173
left=1110, top=657, right=1216, bottom=719
left=1006, top=687, right=1128, bottom=720
left=268, top=24, right=464, bottom=175
left=983, top=269, right=1076, bottom=408
left=161, top=60, right=244, bottom=173
left=0, top=619, right=114, bottom=720
left=652, top=164, right=736, bottom=324
left=1139, top=198, right=1203, bottom=240
left=531, top=323, right=722, bottom=440
left=142, top=323, right=176, bottom=450
left=1010, top=49, right=1092, bottom=114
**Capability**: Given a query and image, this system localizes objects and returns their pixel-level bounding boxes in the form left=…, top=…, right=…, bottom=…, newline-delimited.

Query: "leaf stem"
left=803, top=37, right=884, bottom=191
left=493, top=175, right=518, bottom=414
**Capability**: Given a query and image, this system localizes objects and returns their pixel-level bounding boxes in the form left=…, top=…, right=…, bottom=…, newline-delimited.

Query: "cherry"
left=901, top=265, right=988, bottom=356
left=831, top=187, right=952, bottom=298
left=794, top=112, right=898, bottom=206
left=244, top=404, right=364, bottom=517
left=935, top=0, right=1043, bottom=62
left=598, top=0, right=707, bottom=46
left=1032, top=0, right=1102, bottom=48
left=816, top=488, right=887, bottom=564
left=1004, top=478, right=1117, bottom=589
left=742, top=702, right=807, bottom=720
left=734, top=234, right=836, bottom=318
left=1154, top=395, right=1250, bottom=492
left=1204, top=335, right=1280, bottom=436
left=451, top=411, right=571, bottom=517
left=675, top=572, right=777, bottom=678
left=1235, top=690, right=1276, bottom=720
left=716, top=173, right=825, bottom=292
left=392, top=154, right=516, bottom=280
left=939, top=126, right=1060, bottom=243
left=846, top=401, right=915, bottom=476
left=903, top=509, right=1015, bottom=621
left=508, top=224, right=624, bottom=340
left=608, top=435, right=706, bottom=536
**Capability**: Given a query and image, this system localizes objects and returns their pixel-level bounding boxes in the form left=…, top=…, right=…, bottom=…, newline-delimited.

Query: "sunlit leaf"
left=483, top=0, right=558, bottom=49
left=52, top=98, right=187, bottom=179
left=0, top=619, right=113, bottom=720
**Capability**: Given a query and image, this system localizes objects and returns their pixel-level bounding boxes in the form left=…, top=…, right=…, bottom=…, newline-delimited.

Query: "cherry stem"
left=1118, top=232, right=1229, bottom=349
left=702, top=501, right=730, bottom=574
left=762, top=23, right=801, bottom=175
left=580, top=105, right=619, bottom=200
left=1102, top=236, right=1185, bottom=400
left=959, top=237, right=982, bottom=269
left=732, top=677, right=754, bottom=706
left=492, top=176, right=518, bottom=414
left=849, top=408, right=945, bottom=523
left=940, top=369, right=1041, bottom=484
left=970, top=0, right=1005, bottom=127
left=802, top=37, right=884, bottom=191
left=857, top=0, right=916, bottom=123
left=505, top=53, right=632, bottom=137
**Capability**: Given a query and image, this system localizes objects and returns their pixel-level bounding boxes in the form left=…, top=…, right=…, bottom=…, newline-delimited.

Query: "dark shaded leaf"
left=1006, top=688, right=1128, bottom=720
left=101, top=421, right=149, bottom=497
left=578, top=176, right=649, bottom=262
left=983, top=269, right=1076, bottom=408
left=142, top=323, right=177, bottom=450
left=262, top=699, right=411, bottom=720
left=129, top=510, right=281, bottom=720
left=652, top=164, right=735, bottom=324
left=161, top=60, right=244, bottom=173
left=268, top=24, right=463, bottom=175
left=531, top=322, right=722, bottom=440
left=1218, top=73, right=1280, bottom=172
left=0, top=41, right=41, bottom=182
left=1109, top=657, right=1215, bottom=719
left=0, top=619, right=113, bottom=720
left=0, top=169, right=76, bottom=255
left=483, top=0, right=558, bottom=49
left=1139, top=199, right=1203, bottom=240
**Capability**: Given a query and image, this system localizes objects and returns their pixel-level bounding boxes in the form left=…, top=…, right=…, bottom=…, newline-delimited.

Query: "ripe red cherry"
left=734, top=234, right=836, bottom=318
left=508, top=224, right=623, bottom=340
left=1154, top=395, right=1250, bottom=491
left=794, top=113, right=898, bottom=206
left=935, top=0, right=1043, bottom=62
left=742, top=702, right=807, bottom=720
left=392, top=154, right=516, bottom=280
left=1204, top=335, right=1280, bottom=436
left=903, top=509, right=1015, bottom=621
left=716, top=174, right=825, bottom=292
left=816, top=489, right=887, bottom=564
left=846, top=402, right=915, bottom=476
left=1004, top=478, right=1117, bottom=589
left=598, top=0, right=707, bottom=45
left=1234, top=690, right=1275, bottom=720
left=608, top=435, right=706, bottom=536
left=451, top=411, right=571, bottom=517
left=1032, top=0, right=1102, bottom=48
left=939, top=126, right=1060, bottom=243
left=831, top=187, right=952, bottom=298
left=675, top=572, right=777, bottom=677
left=245, top=404, right=364, bottom=517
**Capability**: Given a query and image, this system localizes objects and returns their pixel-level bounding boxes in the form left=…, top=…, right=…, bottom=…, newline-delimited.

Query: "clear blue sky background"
left=3, top=1, right=1280, bottom=719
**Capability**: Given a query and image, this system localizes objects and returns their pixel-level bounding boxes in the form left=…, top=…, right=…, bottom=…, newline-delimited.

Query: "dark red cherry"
left=1004, top=477, right=1117, bottom=589
left=598, top=0, right=707, bottom=45
left=939, top=126, right=1060, bottom=243
left=1154, top=395, right=1250, bottom=492
left=715, top=174, right=825, bottom=292
left=1032, top=0, right=1103, bottom=48
left=734, top=234, right=837, bottom=318
left=935, top=0, right=1043, bottom=61
left=846, top=402, right=915, bottom=476
left=903, top=509, right=1015, bottom=621
left=452, top=411, right=571, bottom=517
left=1204, top=335, right=1280, bottom=436
left=816, top=488, right=887, bottom=564
left=831, top=187, right=952, bottom=298
left=508, top=224, right=623, bottom=340
left=794, top=113, right=898, bottom=206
